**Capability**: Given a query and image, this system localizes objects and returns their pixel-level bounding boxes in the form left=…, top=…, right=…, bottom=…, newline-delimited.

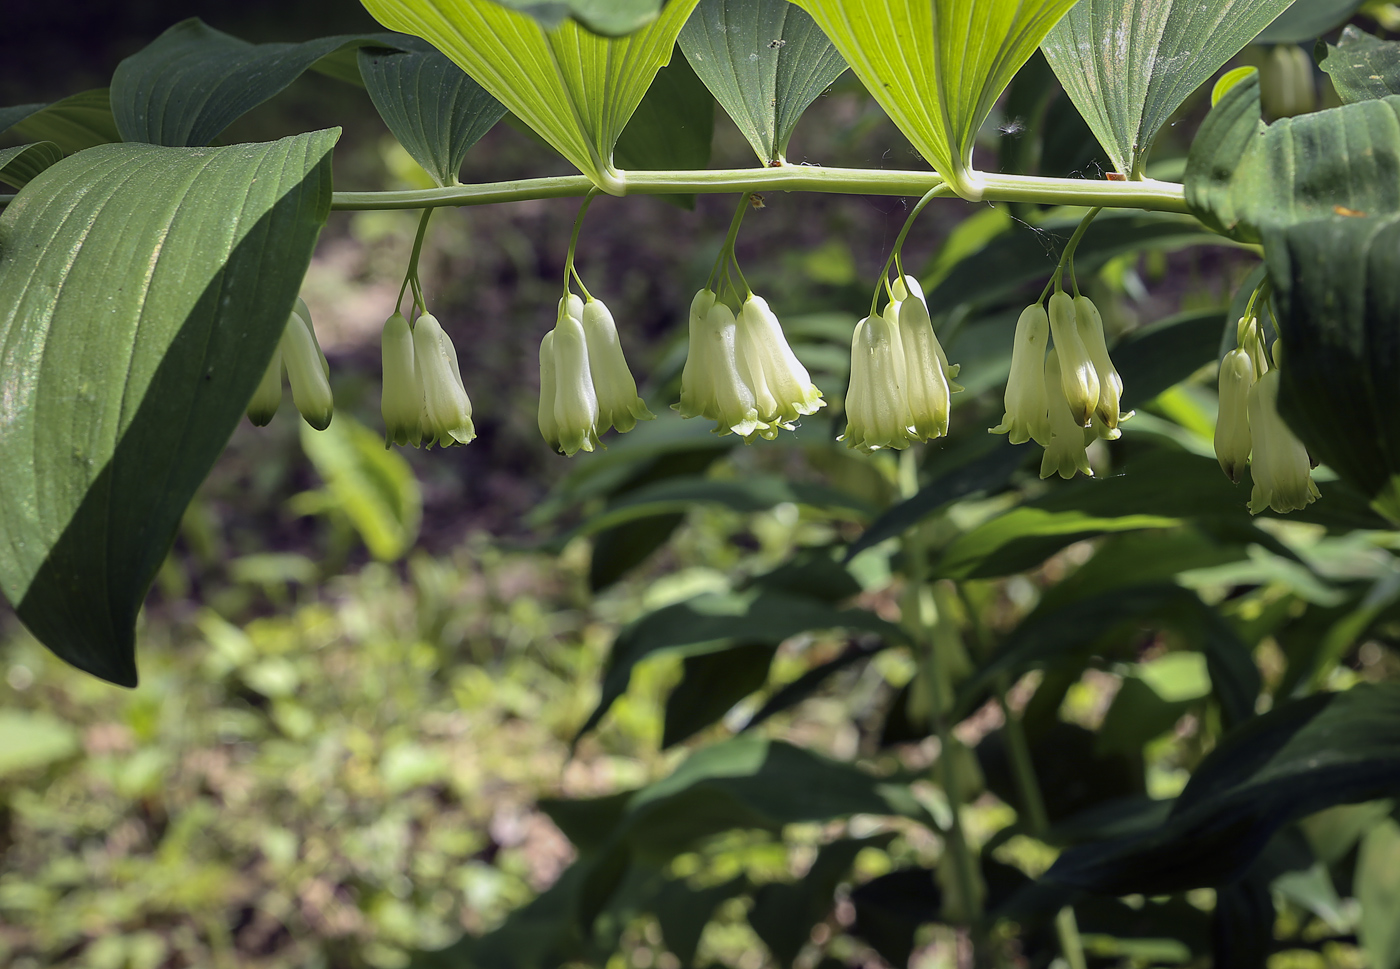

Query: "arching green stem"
left=707, top=193, right=753, bottom=294
left=397, top=208, right=434, bottom=319
left=869, top=185, right=953, bottom=319
left=565, top=189, right=600, bottom=300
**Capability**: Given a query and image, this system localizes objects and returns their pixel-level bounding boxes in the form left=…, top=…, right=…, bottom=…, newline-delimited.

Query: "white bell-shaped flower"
left=281, top=307, right=333, bottom=431
left=1073, top=295, right=1127, bottom=431
left=412, top=313, right=475, bottom=448
left=381, top=311, right=422, bottom=448
left=1247, top=367, right=1319, bottom=514
left=548, top=296, right=602, bottom=456
left=581, top=297, right=654, bottom=435
left=890, top=276, right=953, bottom=441
left=538, top=329, right=560, bottom=452
left=676, top=289, right=766, bottom=439
left=1040, top=347, right=1094, bottom=479
left=246, top=342, right=283, bottom=427
left=841, top=305, right=914, bottom=452
left=736, top=293, right=825, bottom=439
left=1215, top=347, right=1255, bottom=484
left=1047, top=291, right=1100, bottom=427
left=990, top=303, right=1052, bottom=446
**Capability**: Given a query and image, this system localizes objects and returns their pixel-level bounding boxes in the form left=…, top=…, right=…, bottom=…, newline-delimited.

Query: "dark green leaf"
left=358, top=46, right=506, bottom=187
left=1046, top=683, right=1400, bottom=894
left=0, top=130, right=338, bottom=686
left=484, top=0, right=667, bottom=36
left=574, top=589, right=904, bottom=741
left=0, top=143, right=63, bottom=190
left=678, top=0, right=846, bottom=164
left=1186, top=73, right=1400, bottom=242
left=663, top=642, right=776, bottom=748
left=1114, top=310, right=1226, bottom=409
left=1357, top=818, right=1400, bottom=969
left=938, top=508, right=1181, bottom=580
left=980, top=722, right=1145, bottom=822
left=749, top=837, right=885, bottom=968
left=654, top=875, right=750, bottom=967
left=849, top=868, right=942, bottom=968
left=747, top=547, right=861, bottom=602
left=589, top=513, right=685, bottom=591
left=2, top=89, right=120, bottom=153
left=1210, top=876, right=1275, bottom=969
left=1257, top=0, right=1366, bottom=44
left=613, top=47, right=714, bottom=207
left=1321, top=26, right=1400, bottom=103
left=1041, top=0, right=1294, bottom=177
left=539, top=791, right=636, bottom=854
left=743, top=640, right=885, bottom=732
left=111, top=18, right=412, bottom=147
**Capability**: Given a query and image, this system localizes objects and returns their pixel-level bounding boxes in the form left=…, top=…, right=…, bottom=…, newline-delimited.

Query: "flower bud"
left=841, top=306, right=913, bottom=452
left=1047, top=291, right=1100, bottom=427
left=990, top=303, right=1052, bottom=445
left=1040, top=347, right=1094, bottom=479
left=1073, top=295, right=1126, bottom=430
left=246, top=344, right=283, bottom=427
left=676, top=289, right=766, bottom=439
left=538, top=329, right=560, bottom=452
left=281, top=309, right=333, bottom=431
left=736, top=293, right=825, bottom=438
left=1247, top=368, right=1319, bottom=514
left=549, top=297, right=601, bottom=456
left=1261, top=44, right=1316, bottom=119
left=890, top=276, right=953, bottom=441
left=412, top=313, right=475, bottom=448
left=581, top=297, right=654, bottom=435
left=1215, top=347, right=1255, bottom=484
left=381, top=311, right=421, bottom=447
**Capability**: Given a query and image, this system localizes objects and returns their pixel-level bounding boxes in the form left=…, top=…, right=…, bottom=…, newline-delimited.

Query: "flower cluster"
left=841, top=275, right=960, bottom=452
left=989, top=290, right=1129, bottom=478
left=379, top=310, right=476, bottom=449
left=246, top=298, right=334, bottom=431
left=676, top=288, right=825, bottom=440
left=1214, top=315, right=1319, bottom=514
left=538, top=294, right=654, bottom=455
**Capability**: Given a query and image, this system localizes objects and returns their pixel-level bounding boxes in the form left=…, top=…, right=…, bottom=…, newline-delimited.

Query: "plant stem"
left=325, top=167, right=1189, bottom=214
left=897, top=449, right=983, bottom=935
left=397, top=208, right=434, bottom=317
left=707, top=192, right=752, bottom=293
left=564, top=189, right=599, bottom=296
left=870, top=184, right=952, bottom=318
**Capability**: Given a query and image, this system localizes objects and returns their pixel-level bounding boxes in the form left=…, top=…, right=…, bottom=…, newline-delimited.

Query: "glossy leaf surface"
left=1256, top=0, right=1365, bottom=44
left=0, top=143, right=63, bottom=190
left=0, top=89, right=120, bottom=153
left=678, top=0, right=846, bottom=164
left=1320, top=26, right=1400, bottom=103
left=486, top=0, right=667, bottom=36
left=0, top=130, right=338, bottom=685
left=1041, top=0, right=1293, bottom=177
left=358, top=46, right=506, bottom=186
left=612, top=48, right=714, bottom=206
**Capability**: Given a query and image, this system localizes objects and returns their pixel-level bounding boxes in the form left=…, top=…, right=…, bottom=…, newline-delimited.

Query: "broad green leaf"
left=848, top=868, right=943, bottom=968
left=297, top=415, right=423, bottom=561
left=1358, top=819, right=1400, bottom=969
left=0, top=142, right=63, bottom=190
left=1186, top=73, right=1400, bottom=242
left=1257, top=0, right=1366, bottom=44
left=740, top=640, right=886, bottom=731
left=1041, top=0, right=1294, bottom=178
left=663, top=642, right=775, bottom=748
left=0, top=710, right=81, bottom=778
left=358, top=46, right=507, bottom=186
left=359, top=0, right=701, bottom=190
left=1320, top=26, right=1400, bottom=104
left=486, top=0, right=667, bottom=36
left=1113, top=310, right=1226, bottom=409
left=111, top=19, right=414, bottom=147
left=574, top=589, right=905, bottom=740
left=653, top=875, right=750, bottom=967
left=1, top=89, right=120, bottom=153
left=791, top=0, right=1079, bottom=196
left=677, top=0, right=846, bottom=164
left=612, top=47, right=715, bottom=207
left=0, top=130, right=338, bottom=686
left=939, top=508, right=1182, bottom=580
left=1265, top=214, right=1400, bottom=522
left=1047, top=683, right=1400, bottom=894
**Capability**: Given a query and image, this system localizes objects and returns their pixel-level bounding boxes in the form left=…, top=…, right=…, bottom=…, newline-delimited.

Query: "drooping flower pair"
left=380, top=310, right=476, bottom=449
left=841, top=275, right=961, bottom=452
left=990, top=290, right=1129, bottom=479
left=538, top=294, right=655, bottom=455
left=1214, top=314, right=1319, bottom=514
left=676, top=289, right=826, bottom=440
left=247, top=297, right=334, bottom=431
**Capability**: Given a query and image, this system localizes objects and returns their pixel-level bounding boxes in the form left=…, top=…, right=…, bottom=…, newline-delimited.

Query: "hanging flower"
left=890, top=276, right=954, bottom=441
left=1073, top=294, right=1128, bottom=431
left=537, top=329, right=560, bottom=453
left=1214, top=347, right=1255, bottom=484
left=990, top=303, right=1052, bottom=446
left=412, top=313, right=475, bottom=448
left=246, top=341, right=283, bottom=427
left=1248, top=366, right=1319, bottom=514
left=676, top=288, right=766, bottom=439
left=379, top=311, right=422, bottom=447
left=545, top=295, right=602, bottom=456
left=736, top=293, right=825, bottom=438
left=841, top=304, right=914, bottom=452
left=1040, top=347, right=1094, bottom=479
left=1047, top=291, right=1100, bottom=427
left=281, top=305, right=333, bottom=431
left=581, top=297, right=654, bottom=435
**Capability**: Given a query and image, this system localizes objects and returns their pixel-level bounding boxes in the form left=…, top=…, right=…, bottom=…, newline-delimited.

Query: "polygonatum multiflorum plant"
left=4, top=1, right=1400, bottom=967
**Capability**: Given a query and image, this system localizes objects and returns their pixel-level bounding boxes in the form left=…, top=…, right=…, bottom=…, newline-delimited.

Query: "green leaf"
left=654, top=875, right=749, bottom=967
left=1186, top=73, right=1400, bottom=242
left=1358, top=818, right=1400, bottom=969
left=1320, top=26, right=1400, bottom=104
left=0, top=130, right=338, bottom=686
left=848, top=868, right=943, bottom=968
left=1265, top=214, right=1400, bottom=521
left=1047, top=683, right=1400, bottom=894
left=1257, top=0, right=1366, bottom=44
left=574, top=589, right=905, bottom=741
left=111, top=19, right=412, bottom=147
left=939, top=508, right=1182, bottom=580
left=1, top=89, right=121, bottom=153
left=589, top=513, right=685, bottom=591
left=1041, top=0, right=1294, bottom=178
left=0, top=710, right=81, bottom=778
left=486, top=0, right=668, bottom=36
left=663, top=642, right=775, bottom=748
left=360, top=0, right=700, bottom=190
left=741, top=640, right=886, bottom=731
left=297, top=415, right=423, bottom=561
left=677, top=0, right=846, bottom=164
left=358, top=46, right=507, bottom=187
left=1113, top=310, right=1226, bottom=410
left=792, top=0, right=1079, bottom=196
left=613, top=47, right=715, bottom=207
left=0, top=142, right=63, bottom=190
